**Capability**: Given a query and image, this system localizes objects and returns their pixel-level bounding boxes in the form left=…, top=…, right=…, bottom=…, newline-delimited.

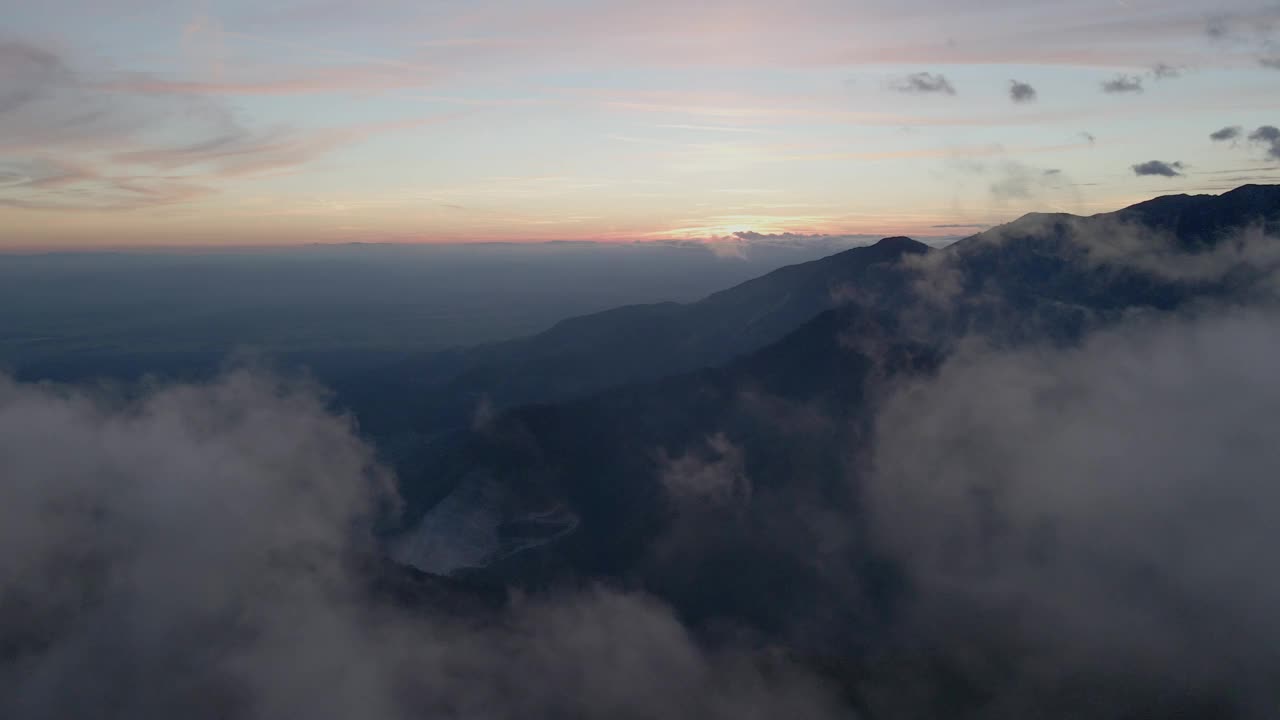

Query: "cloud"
left=864, top=305, right=1280, bottom=715
left=1205, top=14, right=1233, bottom=41
left=1131, top=160, right=1185, bottom=177
left=1096, top=221, right=1280, bottom=287
left=101, top=67, right=434, bottom=97
left=0, top=42, right=68, bottom=114
left=1207, top=124, right=1280, bottom=162
left=110, top=126, right=351, bottom=178
left=1101, top=74, right=1144, bottom=93
left=1210, top=125, right=1243, bottom=142
left=0, top=41, right=268, bottom=205
left=0, top=156, right=94, bottom=189
left=0, top=40, right=441, bottom=210
left=1249, top=125, right=1280, bottom=159
left=729, top=230, right=880, bottom=245
left=888, top=72, right=956, bottom=95
left=0, top=40, right=156, bottom=152
left=1251, top=126, right=1280, bottom=142
left=658, top=231, right=886, bottom=259
left=657, top=433, right=752, bottom=509
left=955, top=159, right=1073, bottom=203
left=1201, top=10, right=1280, bottom=68
left=954, top=210, right=1280, bottom=291
left=0, top=156, right=214, bottom=211
left=1008, top=80, right=1036, bottom=103
left=905, top=203, right=1280, bottom=315
left=0, top=370, right=844, bottom=720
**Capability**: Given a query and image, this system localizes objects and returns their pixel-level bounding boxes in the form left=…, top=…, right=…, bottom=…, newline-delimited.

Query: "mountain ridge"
left=393, top=184, right=1280, bottom=595
left=342, top=234, right=931, bottom=439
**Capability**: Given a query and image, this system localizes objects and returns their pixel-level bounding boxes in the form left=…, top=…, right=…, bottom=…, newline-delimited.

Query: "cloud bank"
left=864, top=304, right=1280, bottom=717
left=0, top=370, right=843, bottom=720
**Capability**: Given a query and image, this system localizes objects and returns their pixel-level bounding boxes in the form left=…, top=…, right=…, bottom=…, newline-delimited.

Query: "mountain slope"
left=387, top=185, right=1280, bottom=719
left=355, top=185, right=1280, bottom=445
left=393, top=301, right=935, bottom=632
left=342, top=236, right=930, bottom=438
left=902, top=184, right=1280, bottom=346
left=394, top=184, right=1280, bottom=602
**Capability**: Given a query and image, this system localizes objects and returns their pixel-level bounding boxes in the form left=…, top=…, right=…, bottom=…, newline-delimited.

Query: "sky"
left=2, top=0, right=1280, bottom=249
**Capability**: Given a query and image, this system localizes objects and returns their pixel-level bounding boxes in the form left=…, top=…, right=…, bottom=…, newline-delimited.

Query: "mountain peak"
left=871, top=236, right=926, bottom=250
left=1220, top=183, right=1280, bottom=204
left=1117, top=183, right=1280, bottom=215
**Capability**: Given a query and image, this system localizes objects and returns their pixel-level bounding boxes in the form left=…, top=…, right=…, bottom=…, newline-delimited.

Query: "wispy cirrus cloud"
left=0, top=41, right=162, bottom=153
left=0, top=39, right=451, bottom=210
left=113, top=114, right=454, bottom=177
left=0, top=167, right=213, bottom=212
left=110, top=127, right=347, bottom=177
left=569, top=87, right=1101, bottom=128
left=101, top=63, right=437, bottom=97
left=222, top=0, right=1269, bottom=72
left=0, top=156, right=94, bottom=189
left=5, top=0, right=1279, bottom=245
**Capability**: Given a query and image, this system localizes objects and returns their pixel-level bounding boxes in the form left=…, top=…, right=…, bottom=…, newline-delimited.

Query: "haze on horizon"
left=3, top=0, right=1280, bottom=249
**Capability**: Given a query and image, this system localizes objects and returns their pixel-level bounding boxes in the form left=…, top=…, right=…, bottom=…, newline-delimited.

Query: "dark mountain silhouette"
left=380, top=185, right=1280, bottom=720
left=901, top=184, right=1280, bottom=347
left=348, top=186, right=1280, bottom=449
left=1113, top=183, right=1280, bottom=248
left=340, top=236, right=930, bottom=440
left=390, top=183, right=1280, bottom=608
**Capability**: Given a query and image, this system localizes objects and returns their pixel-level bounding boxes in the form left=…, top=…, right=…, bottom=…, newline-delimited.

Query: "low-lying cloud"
left=657, top=433, right=752, bottom=509
left=864, top=305, right=1280, bottom=717
left=671, top=231, right=887, bottom=259
left=0, top=370, right=843, bottom=720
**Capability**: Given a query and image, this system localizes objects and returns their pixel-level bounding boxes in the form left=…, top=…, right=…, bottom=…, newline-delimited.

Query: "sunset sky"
left=3, top=0, right=1280, bottom=249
